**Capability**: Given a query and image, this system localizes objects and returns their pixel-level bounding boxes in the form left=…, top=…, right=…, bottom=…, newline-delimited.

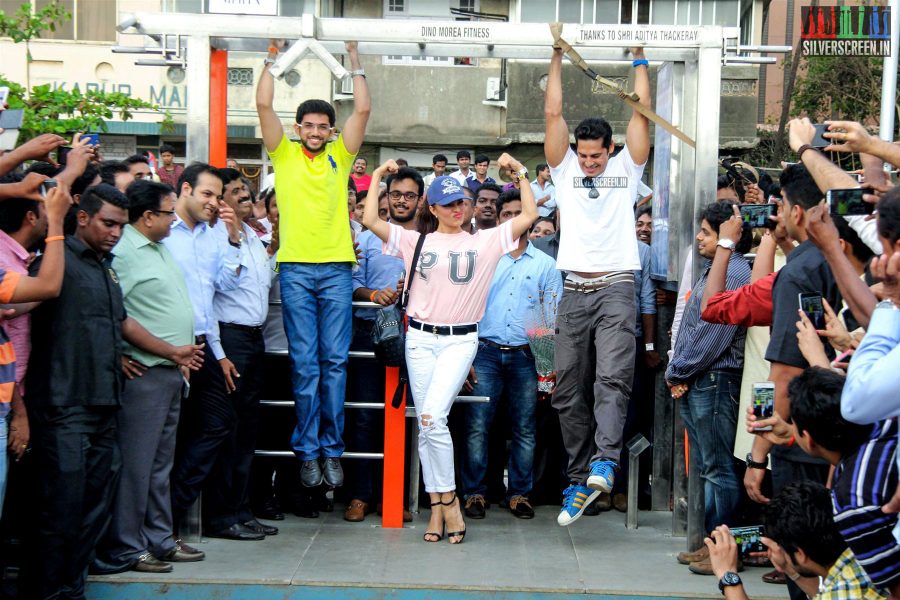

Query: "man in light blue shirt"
left=841, top=194, right=900, bottom=549
left=343, top=167, right=420, bottom=522
left=162, top=163, right=247, bottom=538
left=461, top=189, right=562, bottom=521
left=203, top=168, right=278, bottom=540
left=530, top=163, right=556, bottom=218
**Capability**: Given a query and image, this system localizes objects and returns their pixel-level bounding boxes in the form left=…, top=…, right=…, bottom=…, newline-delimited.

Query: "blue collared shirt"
left=466, top=174, right=496, bottom=193
left=161, top=215, right=242, bottom=360
left=634, top=240, right=657, bottom=337
left=530, top=179, right=557, bottom=217
left=213, top=221, right=275, bottom=329
left=479, top=241, right=562, bottom=346
left=352, top=229, right=404, bottom=320
left=665, top=252, right=751, bottom=384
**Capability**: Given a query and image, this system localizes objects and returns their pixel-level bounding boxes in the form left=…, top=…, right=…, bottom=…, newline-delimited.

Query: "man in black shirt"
left=742, top=164, right=839, bottom=600
left=23, top=184, right=203, bottom=600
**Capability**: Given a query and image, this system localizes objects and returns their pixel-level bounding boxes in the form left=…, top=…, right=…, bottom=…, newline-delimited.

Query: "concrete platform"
left=88, top=507, right=783, bottom=599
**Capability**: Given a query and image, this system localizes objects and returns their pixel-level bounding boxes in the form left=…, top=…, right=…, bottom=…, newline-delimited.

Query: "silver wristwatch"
left=717, top=238, right=736, bottom=251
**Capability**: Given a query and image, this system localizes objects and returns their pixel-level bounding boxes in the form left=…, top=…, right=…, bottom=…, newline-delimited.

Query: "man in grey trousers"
left=543, top=44, right=652, bottom=527
left=96, top=179, right=206, bottom=573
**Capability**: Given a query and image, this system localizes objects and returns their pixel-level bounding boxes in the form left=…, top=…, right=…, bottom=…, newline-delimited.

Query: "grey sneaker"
left=322, top=457, right=344, bottom=487
left=300, top=459, right=324, bottom=488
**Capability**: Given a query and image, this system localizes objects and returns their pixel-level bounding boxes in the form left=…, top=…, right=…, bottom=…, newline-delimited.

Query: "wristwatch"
left=717, top=238, right=736, bottom=251
left=645, top=343, right=655, bottom=352
left=350, top=69, right=366, bottom=78
left=718, top=571, right=742, bottom=594
left=263, top=56, right=276, bottom=66
left=745, top=452, right=768, bottom=469
left=228, top=238, right=242, bottom=249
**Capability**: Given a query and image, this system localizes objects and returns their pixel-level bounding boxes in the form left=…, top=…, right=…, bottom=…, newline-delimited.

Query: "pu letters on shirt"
left=416, top=250, right=479, bottom=285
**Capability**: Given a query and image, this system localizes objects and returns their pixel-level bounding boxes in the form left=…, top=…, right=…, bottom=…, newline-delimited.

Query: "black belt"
left=220, top=322, right=263, bottom=334
left=409, top=318, right=478, bottom=336
left=479, top=338, right=530, bottom=351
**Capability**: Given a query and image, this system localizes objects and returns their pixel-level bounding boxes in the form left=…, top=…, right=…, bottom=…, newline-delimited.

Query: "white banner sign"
left=207, top=0, right=278, bottom=16
left=575, top=26, right=701, bottom=45
left=419, top=24, right=493, bottom=43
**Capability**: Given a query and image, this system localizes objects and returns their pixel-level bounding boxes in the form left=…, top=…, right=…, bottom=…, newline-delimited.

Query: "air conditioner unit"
left=333, top=76, right=353, bottom=100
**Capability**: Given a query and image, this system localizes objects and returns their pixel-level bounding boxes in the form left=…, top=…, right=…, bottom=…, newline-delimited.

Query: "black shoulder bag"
left=386, top=232, right=427, bottom=408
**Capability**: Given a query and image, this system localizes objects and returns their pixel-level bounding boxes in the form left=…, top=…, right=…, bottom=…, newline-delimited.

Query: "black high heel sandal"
left=423, top=499, right=443, bottom=542
left=442, top=492, right=466, bottom=544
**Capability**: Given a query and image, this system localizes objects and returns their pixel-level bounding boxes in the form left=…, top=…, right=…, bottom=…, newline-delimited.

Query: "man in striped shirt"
left=789, top=367, right=899, bottom=595
left=665, top=202, right=752, bottom=572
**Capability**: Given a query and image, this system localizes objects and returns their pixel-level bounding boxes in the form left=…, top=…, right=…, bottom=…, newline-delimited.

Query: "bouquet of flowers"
left=526, top=289, right=559, bottom=395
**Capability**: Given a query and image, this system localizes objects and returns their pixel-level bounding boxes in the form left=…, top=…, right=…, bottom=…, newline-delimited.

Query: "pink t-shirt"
left=383, top=221, right=518, bottom=325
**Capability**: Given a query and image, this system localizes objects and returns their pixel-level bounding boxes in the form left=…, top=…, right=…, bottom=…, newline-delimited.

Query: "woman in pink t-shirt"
left=363, top=155, right=537, bottom=544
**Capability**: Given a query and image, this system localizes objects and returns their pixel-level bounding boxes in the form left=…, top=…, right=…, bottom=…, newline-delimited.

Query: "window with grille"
left=227, top=68, right=255, bottom=86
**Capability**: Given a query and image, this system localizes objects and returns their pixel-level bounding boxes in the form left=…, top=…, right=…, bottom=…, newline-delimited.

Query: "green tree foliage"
left=791, top=55, right=894, bottom=125
left=0, top=1, right=172, bottom=142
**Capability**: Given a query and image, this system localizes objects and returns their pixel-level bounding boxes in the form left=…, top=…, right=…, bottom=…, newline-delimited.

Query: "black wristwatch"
left=718, top=571, right=742, bottom=594
left=745, top=452, right=768, bottom=469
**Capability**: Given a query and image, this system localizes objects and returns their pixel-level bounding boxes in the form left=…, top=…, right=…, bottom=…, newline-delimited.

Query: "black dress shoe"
left=244, top=518, right=279, bottom=536
left=322, top=457, right=343, bottom=487
left=205, top=523, right=265, bottom=541
left=253, top=497, right=285, bottom=521
left=90, top=556, right=136, bottom=575
left=300, top=460, right=324, bottom=487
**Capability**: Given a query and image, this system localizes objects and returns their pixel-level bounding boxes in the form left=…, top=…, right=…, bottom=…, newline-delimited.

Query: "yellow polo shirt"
left=268, top=133, right=356, bottom=263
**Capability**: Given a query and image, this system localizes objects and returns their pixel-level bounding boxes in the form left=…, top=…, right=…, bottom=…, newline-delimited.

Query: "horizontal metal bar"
left=254, top=450, right=384, bottom=459
left=723, top=56, right=776, bottom=64
left=263, top=350, right=375, bottom=358
left=268, top=300, right=379, bottom=307
left=738, top=44, right=792, bottom=53
left=212, top=37, right=701, bottom=61
left=261, top=397, right=489, bottom=409
left=123, top=12, right=728, bottom=52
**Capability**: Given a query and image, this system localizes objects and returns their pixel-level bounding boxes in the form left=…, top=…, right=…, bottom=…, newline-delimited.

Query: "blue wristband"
left=633, top=59, right=649, bottom=67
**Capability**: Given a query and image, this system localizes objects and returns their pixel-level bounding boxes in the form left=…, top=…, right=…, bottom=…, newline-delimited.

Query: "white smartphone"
left=0, top=86, right=9, bottom=106
left=751, top=382, right=775, bottom=432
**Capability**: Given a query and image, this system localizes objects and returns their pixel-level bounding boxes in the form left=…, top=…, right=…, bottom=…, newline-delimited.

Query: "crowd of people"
left=0, top=39, right=897, bottom=600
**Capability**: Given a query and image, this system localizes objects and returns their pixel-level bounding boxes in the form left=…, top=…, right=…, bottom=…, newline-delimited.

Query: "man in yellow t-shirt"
left=256, top=41, right=370, bottom=489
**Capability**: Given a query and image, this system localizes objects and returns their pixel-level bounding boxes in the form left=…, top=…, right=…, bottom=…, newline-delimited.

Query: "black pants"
left=22, top=405, right=120, bottom=600
left=170, top=343, right=231, bottom=528
left=204, top=324, right=265, bottom=531
left=343, top=319, right=385, bottom=504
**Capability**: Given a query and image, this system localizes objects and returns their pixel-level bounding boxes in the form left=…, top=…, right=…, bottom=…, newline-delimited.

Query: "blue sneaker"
left=587, top=460, right=617, bottom=493
left=557, top=484, right=599, bottom=526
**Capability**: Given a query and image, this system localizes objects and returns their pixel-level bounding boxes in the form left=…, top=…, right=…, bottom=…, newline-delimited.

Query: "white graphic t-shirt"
left=550, top=145, right=644, bottom=273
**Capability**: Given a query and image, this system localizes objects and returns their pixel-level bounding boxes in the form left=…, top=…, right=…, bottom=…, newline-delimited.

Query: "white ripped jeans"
left=405, top=327, right=478, bottom=493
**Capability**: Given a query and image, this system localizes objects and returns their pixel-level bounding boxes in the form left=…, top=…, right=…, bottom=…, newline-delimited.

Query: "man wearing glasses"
left=543, top=45, right=652, bottom=527
left=256, top=41, right=370, bottom=491
left=203, top=168, right=278, bottom=540
left=344, top=167, right=421, bottom=522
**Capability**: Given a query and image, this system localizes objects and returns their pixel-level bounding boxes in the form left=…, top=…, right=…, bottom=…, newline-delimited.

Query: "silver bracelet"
left=350, top=69, right=366, bottom=78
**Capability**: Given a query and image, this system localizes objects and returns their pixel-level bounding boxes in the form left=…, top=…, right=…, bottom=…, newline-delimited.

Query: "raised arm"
left=340, top=42, right=371, bottom=155
left=825, top=120, right=900, bottom=171
left=543, top=48, right=569, bottom=168
left=256, top=49, right=285, bottom=153
left=700, top=206, right=742, bottom=313
left=625, top=47, right=651, bottom=165
left=363, top=160, right=395, bottom=243
left=11, top=184, right=71, bottom=302
left=788, top=118, right=858, bottom=191
left=497, top=153, right=538, bottom=240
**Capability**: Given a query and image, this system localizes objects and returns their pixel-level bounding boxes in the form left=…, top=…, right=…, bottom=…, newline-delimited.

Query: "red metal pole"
left=382, top=366, right=406, bottom=528
left=209, top=49, right=228, bottom=168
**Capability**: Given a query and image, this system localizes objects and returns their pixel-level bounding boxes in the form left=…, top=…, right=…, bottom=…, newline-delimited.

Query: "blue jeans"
left=280, top=262, right=353, bottom=461
left=680, top=370, right=741, bottom=533
left=461, top=343, right=538, bottom=501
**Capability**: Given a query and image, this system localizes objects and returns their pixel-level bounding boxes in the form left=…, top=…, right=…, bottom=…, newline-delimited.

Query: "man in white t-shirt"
left=423, top=153, right=448, bottom=189
left=450, top=150, right=473, bottom=185
left=545, top=45, right=652, bottom=527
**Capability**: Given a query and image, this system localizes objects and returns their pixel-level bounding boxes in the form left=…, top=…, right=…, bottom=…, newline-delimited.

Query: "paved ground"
left=88, top=507, right=784, bottom=599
